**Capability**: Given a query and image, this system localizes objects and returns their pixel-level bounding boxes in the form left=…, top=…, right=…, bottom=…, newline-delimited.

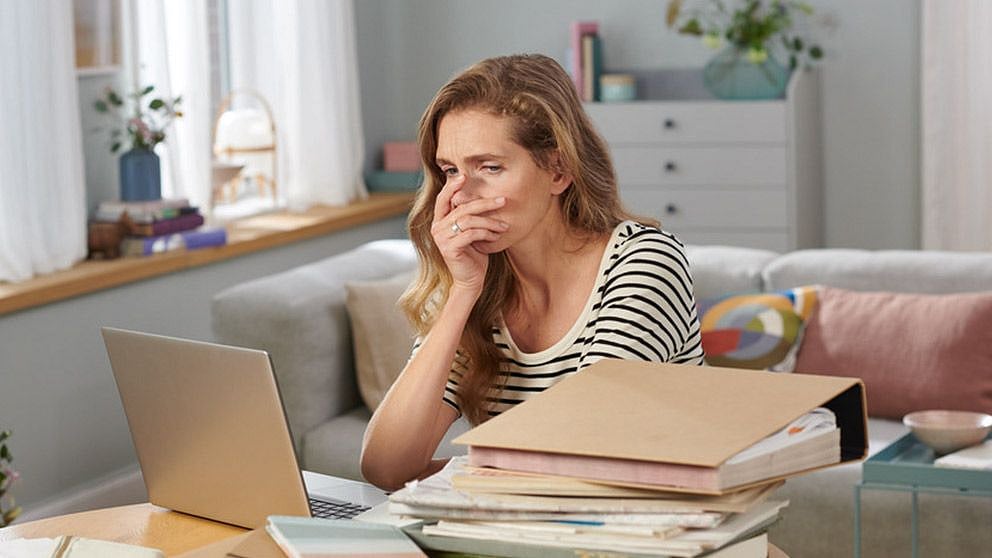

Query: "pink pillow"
left=795, top=286, right=992, bottom=419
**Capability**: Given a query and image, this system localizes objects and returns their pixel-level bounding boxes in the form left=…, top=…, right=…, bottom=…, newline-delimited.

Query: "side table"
left=854, top=432, right=992, bottom=558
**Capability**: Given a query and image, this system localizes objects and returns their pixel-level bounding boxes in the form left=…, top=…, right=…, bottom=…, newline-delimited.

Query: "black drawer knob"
left=665, top=203, right=679, bottom=215
left=663, top=118, right=676, bottom=129
left=664, top=161, right=677, bottom=172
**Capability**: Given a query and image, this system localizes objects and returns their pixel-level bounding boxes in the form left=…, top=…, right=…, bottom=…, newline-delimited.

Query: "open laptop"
left=101, top=327, right=388, bottom=529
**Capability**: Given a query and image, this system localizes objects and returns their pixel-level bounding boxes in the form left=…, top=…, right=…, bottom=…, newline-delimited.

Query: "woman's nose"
left=450, top=177, right=482, bottom=208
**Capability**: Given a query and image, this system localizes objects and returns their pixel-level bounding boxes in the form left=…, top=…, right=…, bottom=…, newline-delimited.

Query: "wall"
left=356, top=0, right=920, bottom=249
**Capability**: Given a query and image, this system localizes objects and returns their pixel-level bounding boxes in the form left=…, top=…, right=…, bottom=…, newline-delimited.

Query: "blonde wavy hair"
left=400, top=54, right=655, bottom=425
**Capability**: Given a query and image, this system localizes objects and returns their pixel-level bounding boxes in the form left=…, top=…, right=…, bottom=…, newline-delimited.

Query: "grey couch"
left=212, top=239, right=992, bottom=557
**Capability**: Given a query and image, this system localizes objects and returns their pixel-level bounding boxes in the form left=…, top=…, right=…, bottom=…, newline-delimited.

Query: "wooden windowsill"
left=0, top=193, right=414, bottom=316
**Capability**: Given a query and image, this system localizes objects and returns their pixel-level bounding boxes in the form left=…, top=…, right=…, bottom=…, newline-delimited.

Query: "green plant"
left=666, top=0, right=823, bottom=69
left=94, top=85, right=183, bottom=154
left=0, top=430, right=22, bottom=527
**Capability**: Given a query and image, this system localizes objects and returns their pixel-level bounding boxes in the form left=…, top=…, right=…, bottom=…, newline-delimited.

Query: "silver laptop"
left=101, top=327, right=388, bottom=529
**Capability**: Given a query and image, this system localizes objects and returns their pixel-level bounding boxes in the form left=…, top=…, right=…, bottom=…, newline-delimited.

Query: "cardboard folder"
left=453, top=359, right=867, bottom=493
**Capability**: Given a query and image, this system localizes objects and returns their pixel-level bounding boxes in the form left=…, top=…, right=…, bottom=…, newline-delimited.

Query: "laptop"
left=101, top=327, right=389, bottom=529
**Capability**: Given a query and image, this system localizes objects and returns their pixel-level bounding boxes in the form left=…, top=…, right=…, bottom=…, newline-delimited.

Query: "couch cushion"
left=345, top=271, right=415, bottom=411
left=699, top=286, right=819, bottom=371
left=763, top=249, right=992, bottom=294
left=795, top=286, right=992, bottom=419
left=683, top=245, right=779, bottom=300
left=303, top=406, right=471, bottom=481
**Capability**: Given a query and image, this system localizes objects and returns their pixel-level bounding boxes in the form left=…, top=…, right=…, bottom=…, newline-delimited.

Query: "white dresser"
left=585, top=69, right=822, bottom=252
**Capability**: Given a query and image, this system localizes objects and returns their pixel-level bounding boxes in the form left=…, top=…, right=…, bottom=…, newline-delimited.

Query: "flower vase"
left=119, top=147, right=162, bottom=201
left=703, top=46, right=790, bottom=100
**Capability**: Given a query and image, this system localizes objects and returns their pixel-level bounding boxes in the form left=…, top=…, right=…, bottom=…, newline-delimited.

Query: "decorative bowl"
left=903, top=410, right=992, bottom=455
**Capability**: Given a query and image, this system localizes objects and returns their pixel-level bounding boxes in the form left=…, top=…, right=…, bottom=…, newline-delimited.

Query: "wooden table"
left=0, top=503, right=790, bottom=557
left=0, top=503, right=245, bottom=556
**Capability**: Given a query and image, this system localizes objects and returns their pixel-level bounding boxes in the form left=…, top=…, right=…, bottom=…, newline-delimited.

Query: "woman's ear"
left=548, top=152, right=572, bottom=195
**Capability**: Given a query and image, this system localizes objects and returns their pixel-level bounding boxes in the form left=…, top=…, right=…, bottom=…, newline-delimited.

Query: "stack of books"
left=94, top=198, right=227, bottom=257
left=389, top=360, right=867, bottom=557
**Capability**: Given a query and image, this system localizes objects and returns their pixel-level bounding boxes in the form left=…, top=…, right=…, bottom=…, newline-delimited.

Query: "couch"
left=211, top=238, right=992, bottom=557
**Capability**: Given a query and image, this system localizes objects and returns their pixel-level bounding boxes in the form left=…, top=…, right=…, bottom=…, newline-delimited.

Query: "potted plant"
left=95, top=85, right=183, bottom=201
left=667, top=0, right=823, bottom=99
left=0, top=430, right=21, bottom=527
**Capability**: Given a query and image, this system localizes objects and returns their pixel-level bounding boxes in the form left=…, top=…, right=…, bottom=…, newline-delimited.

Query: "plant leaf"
left=141, top=85, right=155, bottom=96
left=809, top=45, right=823, bottom=59
left=94, top=100, right=108, bottom=113
left=679, top=18, right=703, bottom=36
left=112, top=142, right=122, bottom=153
left=108, top=91, right=123, bottom=106
left=666, top=0, right=682, bottom=27
left=149, top=99, right=165, bottom=110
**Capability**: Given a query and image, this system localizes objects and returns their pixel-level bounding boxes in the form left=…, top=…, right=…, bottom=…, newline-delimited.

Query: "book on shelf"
left=454, top=359, right=867, bottom=495
left=96, top=198, right=191, bottom=224
left=127, top=212, right=205, bottom=237
left=569, top=20, right=599, bottom=99
left=121, top=227, right=227, bottom=257
left=581, top=33, right=603, bottom=102
left=265, top=515, right=426, bottom=558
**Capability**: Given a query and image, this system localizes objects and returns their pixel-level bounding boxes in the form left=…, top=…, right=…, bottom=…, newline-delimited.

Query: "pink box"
left=383, top=141, right=420, bottom=172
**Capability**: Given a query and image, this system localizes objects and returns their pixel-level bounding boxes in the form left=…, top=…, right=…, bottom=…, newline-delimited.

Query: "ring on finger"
left=450, top=221, right=463, bottom=235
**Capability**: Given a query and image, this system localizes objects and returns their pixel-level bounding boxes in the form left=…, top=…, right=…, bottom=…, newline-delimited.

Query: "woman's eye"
left=482, top=165, right=502, bottom=174
left=441, top=167, right=458, bottom=176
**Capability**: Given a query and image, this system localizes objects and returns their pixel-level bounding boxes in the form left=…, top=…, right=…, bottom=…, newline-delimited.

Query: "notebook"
left=101, top=327, right=388, bottom=529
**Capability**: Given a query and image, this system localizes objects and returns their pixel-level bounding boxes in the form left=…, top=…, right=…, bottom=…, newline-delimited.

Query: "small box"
left=383, top=141, right=420, bottom=172
left=600, top=73, right=636, bottom=102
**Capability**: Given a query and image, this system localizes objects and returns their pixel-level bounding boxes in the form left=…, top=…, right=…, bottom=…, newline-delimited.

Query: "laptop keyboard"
left=309, top=497, right=371, bottom=519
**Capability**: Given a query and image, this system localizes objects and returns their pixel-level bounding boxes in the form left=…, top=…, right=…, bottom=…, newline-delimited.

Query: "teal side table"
left=854, top=433, right=992, bottom=557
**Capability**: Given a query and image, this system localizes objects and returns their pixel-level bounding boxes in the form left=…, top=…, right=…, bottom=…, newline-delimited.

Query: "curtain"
left=921, top=1, right=992, bottom=250
left=227, top=0, right=367, bottom=210
left=132, top=0, right=212, bottom=209
left=0, top=0, right=87, bottom=283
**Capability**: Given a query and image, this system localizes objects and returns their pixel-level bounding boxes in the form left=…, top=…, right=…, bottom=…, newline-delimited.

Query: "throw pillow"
left=345, top=271, right=415, bottom=412
left=794, top=286, right=992, bottom=420
left=699, top=286, right=819, bottom=371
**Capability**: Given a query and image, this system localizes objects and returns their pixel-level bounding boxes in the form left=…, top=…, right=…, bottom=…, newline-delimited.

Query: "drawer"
left=620, top=189, right=788, bottom=229
left=612, top=146, right=787, bottom=187
left=586, top=102, right=786, bottom=144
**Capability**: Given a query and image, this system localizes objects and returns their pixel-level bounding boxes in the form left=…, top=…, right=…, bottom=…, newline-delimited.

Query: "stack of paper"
left=390, top=457, right=784, bottom=557
left=389, top=360, right=867, bottom=556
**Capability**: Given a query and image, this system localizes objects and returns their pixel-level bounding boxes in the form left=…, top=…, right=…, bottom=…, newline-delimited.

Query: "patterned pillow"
left=699, top=286, right=819, bottom=371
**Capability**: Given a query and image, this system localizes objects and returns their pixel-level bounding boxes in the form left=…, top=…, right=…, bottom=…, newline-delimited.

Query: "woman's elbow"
left=360, top=447, right=412, bottom=492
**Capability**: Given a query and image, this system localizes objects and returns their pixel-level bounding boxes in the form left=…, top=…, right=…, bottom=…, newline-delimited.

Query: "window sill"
left=0, top=193, right=414, bottom=316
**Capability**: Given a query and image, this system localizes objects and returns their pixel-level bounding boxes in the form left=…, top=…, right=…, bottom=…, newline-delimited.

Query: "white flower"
left=746, top=47, right=769, bottom=64
left=702, top=33, right=723, bottom=50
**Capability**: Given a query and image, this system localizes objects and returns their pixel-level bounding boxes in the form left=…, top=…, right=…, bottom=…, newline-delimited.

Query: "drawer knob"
left=664, top=161, right=677, bottom=172
left=665, top=203, right=679, bottom=215
left=663, top=118, right=676, bottom=129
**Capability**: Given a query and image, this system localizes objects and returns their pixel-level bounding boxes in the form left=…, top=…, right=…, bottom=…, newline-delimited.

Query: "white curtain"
left=921, top=1, right=992, bottom=251
left=227, top=0, right=368, bottom=210
left=132, top=0, right=212, bottom=209
left=0, top=0, right=87, bottom=283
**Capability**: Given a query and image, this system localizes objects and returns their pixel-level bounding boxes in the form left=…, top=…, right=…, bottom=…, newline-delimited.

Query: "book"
left=0, top=535, right=164, bottom=557
left=453, top=359, right=866, bottom=495
left=96, top=198, right=191, bottom=224
left=128, top=212, right=205, bottom=237
left=582, top=34, right=595, bottom=102
left=935, top=440, right=992, bottom=469
left=569, top=21, right=599, bottom=97
left=468, top=408, right=841, bottom=492
left=265, top=515, right=426, bottom=558
left=121, top=227, right=227, bottom=257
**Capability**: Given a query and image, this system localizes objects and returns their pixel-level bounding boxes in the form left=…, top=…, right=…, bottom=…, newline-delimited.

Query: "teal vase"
left=703, top=46, right=790, bottom=100
left=119, top=147, right=162, bottom=201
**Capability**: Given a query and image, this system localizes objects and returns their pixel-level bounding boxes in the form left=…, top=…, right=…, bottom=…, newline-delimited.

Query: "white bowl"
left=903, top=410, right=992, bottom=455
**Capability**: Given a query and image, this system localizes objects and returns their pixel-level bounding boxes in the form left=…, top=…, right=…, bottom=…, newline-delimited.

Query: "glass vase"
left=703, top=46, right=790, bottom=100
left=119, top=147, right=162, bottom=201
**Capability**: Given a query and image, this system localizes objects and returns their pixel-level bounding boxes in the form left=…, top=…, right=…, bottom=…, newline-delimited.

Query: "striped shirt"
left=437, top=221, right=704, bottom=418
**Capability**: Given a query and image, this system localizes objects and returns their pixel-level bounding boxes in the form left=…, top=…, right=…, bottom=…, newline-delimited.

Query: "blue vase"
left=119, top=147, right=162, bottom=201
left=703, top=46, right=790, bottom=100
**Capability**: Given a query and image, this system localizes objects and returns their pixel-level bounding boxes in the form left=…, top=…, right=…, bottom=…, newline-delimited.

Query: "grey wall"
left=356, top=0, right=920, bottom=249
left=1, top=217, right=407, bottom=509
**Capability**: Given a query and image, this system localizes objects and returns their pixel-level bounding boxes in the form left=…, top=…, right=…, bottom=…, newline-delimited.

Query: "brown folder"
left=453, top=359, right=866, bottom=490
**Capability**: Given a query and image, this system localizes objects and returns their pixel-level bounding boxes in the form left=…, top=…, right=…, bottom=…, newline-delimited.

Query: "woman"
left=361, top=54, right=703, bottom=490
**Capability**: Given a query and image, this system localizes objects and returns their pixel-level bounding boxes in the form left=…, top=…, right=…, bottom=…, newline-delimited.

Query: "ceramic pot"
left=119, top=147, right=162, bottom=201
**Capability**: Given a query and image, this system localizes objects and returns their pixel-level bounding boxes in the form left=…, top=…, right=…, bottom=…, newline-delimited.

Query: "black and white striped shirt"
left=440, top=221, right=704, bottom=418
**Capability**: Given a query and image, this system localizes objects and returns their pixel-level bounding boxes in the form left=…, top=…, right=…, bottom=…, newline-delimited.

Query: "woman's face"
left=435, top=109, right=570, bottom=253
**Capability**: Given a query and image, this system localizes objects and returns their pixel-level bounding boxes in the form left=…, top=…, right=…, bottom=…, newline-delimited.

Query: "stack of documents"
left=389, top=360, right=867, bottom=557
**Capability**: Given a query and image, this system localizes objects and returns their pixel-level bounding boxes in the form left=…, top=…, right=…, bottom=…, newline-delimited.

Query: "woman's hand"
left=430, top=174, right=507, bottom=293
